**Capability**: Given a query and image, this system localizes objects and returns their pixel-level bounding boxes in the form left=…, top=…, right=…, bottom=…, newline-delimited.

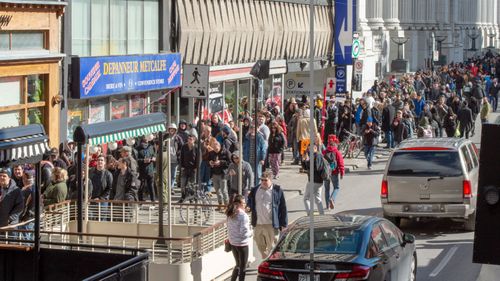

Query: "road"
left=242, top=114, right=500, bottom=281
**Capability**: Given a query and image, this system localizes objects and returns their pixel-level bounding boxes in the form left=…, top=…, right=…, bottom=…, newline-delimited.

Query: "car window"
left=366, top=239, right=378, bottom=259
left=370, top=224, right=388, bottom=252
left=460, top=146, right=473, bottom=172
left=275, top=227, right=363, bottom=254
left=380, top=222, right=401, bottom=249
left=467, top=144, right=479, bottom=168
left=388, top=151, right=463, bottom=177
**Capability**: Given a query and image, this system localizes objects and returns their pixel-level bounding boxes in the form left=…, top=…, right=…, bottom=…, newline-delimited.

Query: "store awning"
left=0, top=124, right=50, bottom=166
left=73, top=113, right=167, bottom=145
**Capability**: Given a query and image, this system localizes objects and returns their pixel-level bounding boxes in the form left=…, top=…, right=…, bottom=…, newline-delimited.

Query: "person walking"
left=243, top=125, right=267, bottom=185
left=208, top=142, right=231, bottom=208
left=268, top=122, right=286, bottom=179
left=166, top=123, right=184, bottom=194
left=226, top=195, right=252, bottom=281
left=488, top=78, right=499, bottom=112
left=457, top=101, right=474, bottom=139
left=443, top=108, right=458, bottom=137
left=480, top=96, right=492, bottom=124
left=322, top=135, right=344, bottom=210
left=227, top=152, right=254, bottom=201
left=301, top=144, right=326, bottom=215
left=179, top=133, right=198, bottom=202
left=247, top=171, right=287, bottom=259
left=362, top=118, right=381, bottom=169
left=392, top=110, right=408, bottom=145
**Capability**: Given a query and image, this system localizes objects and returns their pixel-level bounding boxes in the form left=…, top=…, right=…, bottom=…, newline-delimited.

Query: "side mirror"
left=402, top=233, right=415, bottom=247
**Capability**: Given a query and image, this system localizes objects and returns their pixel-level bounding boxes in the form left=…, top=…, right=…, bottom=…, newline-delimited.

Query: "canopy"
left=73, top=112, right=167, bottom=145
left=0, top=124, right=50, bottom=166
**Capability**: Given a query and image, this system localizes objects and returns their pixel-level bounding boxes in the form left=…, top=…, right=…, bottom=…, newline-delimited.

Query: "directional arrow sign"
left=334, top=0, right=357, bottom=65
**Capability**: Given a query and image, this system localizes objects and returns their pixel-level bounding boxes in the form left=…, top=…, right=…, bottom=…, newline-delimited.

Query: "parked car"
left=381, top=138, right=479, bottom=231
left=257, top=215, right=417, bottom=281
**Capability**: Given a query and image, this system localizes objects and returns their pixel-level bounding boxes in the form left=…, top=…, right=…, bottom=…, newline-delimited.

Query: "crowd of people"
left=0, top=52, right=498, bottom=281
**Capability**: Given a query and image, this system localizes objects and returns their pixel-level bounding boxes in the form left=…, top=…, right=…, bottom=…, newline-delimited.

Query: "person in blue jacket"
left=243, top=125, right=267, bottom=186
left=247, top=171, right=288, bottom=259
left=412, top=92, right=426, bottom=119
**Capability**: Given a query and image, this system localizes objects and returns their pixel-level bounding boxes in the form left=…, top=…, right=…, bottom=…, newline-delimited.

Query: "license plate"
left=416, top=204, right=433, bottom=212
left=298, top=274, right=320, bottom=281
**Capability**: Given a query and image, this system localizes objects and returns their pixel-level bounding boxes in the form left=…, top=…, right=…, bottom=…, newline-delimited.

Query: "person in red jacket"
left=322, top=135, right=345, bottom=210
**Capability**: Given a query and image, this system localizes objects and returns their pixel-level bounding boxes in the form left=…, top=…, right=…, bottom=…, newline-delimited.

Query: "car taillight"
left=381, top=180, right=388, bottom=199
left=463, top=180, right=472, bottom=199
left=257, top=261, right=285, bottom=280
left=335, top=265, right=371, bottom=281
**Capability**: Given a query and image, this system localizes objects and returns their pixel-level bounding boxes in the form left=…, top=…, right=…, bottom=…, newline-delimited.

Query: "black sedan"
left=257, top=215, right=417, bottom=281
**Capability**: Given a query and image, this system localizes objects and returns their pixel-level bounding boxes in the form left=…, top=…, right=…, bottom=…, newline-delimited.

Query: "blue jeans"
left=170, top=163, right=178, bottom=190
left=254, top=162, right=263, bottom=186
left=293, top=140, right=300, bottom=161
left=18, top=222, right=34, bottom=241
left=324, top=173, right=340, bottom=204
left=200, top=161, right=213, bottom=192
left=489, top=95, right=498, bottom=112
left=385, top=129, right=394, bottom=148
left=364, top=145, right=375, bottom=168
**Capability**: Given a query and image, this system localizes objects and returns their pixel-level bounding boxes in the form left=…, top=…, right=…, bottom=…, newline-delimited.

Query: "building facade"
left=356, top=0, right=500, bottom=92
left=0, top=1, right=65, bottom=147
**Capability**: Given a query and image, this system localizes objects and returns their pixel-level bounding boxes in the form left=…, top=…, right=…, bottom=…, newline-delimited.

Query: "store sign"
left=71, top=53, right=181, bottom=99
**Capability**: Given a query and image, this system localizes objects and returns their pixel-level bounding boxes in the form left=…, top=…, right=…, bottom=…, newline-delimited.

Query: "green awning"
left=88, top=123, right=166, bottom=146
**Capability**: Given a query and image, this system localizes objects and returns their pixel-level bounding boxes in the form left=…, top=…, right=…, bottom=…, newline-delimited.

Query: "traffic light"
left=473, top=124, right=500, bottom=265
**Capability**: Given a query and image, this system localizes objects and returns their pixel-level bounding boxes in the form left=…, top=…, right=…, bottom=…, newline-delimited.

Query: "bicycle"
left=178, top=181, right=213, bottom=224
left=339, top=129, right=363, bottom=159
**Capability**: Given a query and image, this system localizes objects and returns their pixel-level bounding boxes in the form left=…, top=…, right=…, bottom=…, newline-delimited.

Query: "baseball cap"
left=50, top=147, right=59, bottom=156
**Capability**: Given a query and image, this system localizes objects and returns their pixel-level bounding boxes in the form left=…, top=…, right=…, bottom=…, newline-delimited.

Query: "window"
left=68, top=100, right=89, bottom=140
left=460, top=146, right=473, bottom=172
left=0, top=75, right=47, bottom=129
left=467, top=144, right=479, bottom=168
left=0, top=32, right=46, bottom=51
left=380, top=222, right=402, bottom=249
left=89, top=98, right=109, bottom=123
left=111, top=96, right=129, bottom=120
left=275, top=227, right=363, bottom=255
left=388, top=151, right=463, bottom=177
left=370, top=224, right=388, bottom=252
left=130, top=94, right=146, bottom=117
left=72, top=0, right=159, bottom=56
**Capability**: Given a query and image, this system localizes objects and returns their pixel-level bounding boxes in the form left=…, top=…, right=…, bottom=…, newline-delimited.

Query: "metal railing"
left=0, top=200, right=229, bottom=265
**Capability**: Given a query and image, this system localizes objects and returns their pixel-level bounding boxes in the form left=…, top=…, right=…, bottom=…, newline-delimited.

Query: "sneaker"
left=367, top=166, right=372, bottom=170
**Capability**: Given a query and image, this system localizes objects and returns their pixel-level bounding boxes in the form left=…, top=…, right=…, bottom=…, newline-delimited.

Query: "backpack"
left=315, top=154, right=331, bottom=181
left=323, top=150, right=337, bottom=173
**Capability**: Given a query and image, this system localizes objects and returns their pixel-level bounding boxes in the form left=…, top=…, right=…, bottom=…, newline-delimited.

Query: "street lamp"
left=487, top=33, right=496, bottom=49
left=467, top=30, right=480, bottom=51
left=434, top=35, right=447, bottom=66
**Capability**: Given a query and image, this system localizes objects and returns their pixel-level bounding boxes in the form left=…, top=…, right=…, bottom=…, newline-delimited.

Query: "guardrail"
left=0, top=200, right=229, bottom=265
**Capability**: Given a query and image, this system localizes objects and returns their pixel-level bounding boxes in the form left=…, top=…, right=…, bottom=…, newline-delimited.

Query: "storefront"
left=0, top=1, right=65, bottom=148
left=194, top=61, right=286, bottom=122
left=69, top=53, right=181, bottom=140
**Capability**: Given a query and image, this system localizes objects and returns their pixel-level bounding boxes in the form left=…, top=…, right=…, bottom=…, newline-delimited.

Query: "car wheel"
left=464, top=211, right=476, bottom=231
left=409, top=252, right=417, bottom=281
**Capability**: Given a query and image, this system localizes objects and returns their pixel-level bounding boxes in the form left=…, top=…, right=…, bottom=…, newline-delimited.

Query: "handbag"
left=454, top=121, right=461, bottom=138
left=224, top=239, right=232, bottom=252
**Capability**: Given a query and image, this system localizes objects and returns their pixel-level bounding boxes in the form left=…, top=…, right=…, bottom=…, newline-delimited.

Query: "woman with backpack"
left=268, top=122, right=286, bottom=179
left=322, top=135, right=345, bottom=210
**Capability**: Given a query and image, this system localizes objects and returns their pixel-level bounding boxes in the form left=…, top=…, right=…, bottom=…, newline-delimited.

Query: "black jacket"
left=208, top=149, right=230, bottom=176
left=0, top=179, right=24, bottom=227
left=247, top=184, right=287, bottom=229
left=362, top=124, right=381, bottom=146
left=137, top=143, right=156, bottom=177
left=111, top=170, right=138, bottom=201
left=457, top=106, right=474, bottom=131
left=180, top=143, right=198, bottom=171
left=89, top=168, right=113, bottom=199
left=382, top=105, right=395, bottom=132
left=268, top=132, right=286, bottom=154
left=223, top=133, right=239, bottom=153
left=302, top=152, right=326, bottom=184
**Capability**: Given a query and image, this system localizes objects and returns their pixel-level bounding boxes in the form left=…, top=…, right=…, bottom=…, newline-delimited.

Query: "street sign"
left=354, top=60, right=363, bottom=75
left=326, top=77, right=336, bottom=95
left=334, top=0, right=357, bottom=65
left=335, top=65, right=347, bottom=93
left=182, top=64, right=209, bottom=98
left=352, top=39, right=360, bottom=58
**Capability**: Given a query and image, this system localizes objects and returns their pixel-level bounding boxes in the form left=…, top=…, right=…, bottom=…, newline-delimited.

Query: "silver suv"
left=381, top=138, right=479, bottom=231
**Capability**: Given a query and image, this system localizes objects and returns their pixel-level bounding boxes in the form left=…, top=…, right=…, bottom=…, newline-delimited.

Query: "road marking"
left=429, top=246, right=459, bottom=278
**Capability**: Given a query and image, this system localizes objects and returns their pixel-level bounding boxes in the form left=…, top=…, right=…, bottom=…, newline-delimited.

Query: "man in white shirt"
left=247, top=171, right=287, bottom=259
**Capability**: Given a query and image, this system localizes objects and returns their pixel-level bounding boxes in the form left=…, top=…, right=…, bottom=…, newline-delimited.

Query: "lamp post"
left=467, top=30, right=480, bottom=51
left=435, top=35, right=447, bottom=66
left=487, top=33, right=496, bottom=49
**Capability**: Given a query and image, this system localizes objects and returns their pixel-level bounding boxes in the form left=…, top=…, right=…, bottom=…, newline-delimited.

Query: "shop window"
left=111, top=96, right=129, bottom=120
left=0, top=75, right=47, bottom=129
left=238, top=79, right=251, bottom=115
left=0, top=32, right=46, bottom=51
left=89, top=98, right=110, bottom=123
left=130, top=94, right=146, bottom=117
left=224, top=81, right=237, bottom=118
left=68, top=100, right=89, bottom=140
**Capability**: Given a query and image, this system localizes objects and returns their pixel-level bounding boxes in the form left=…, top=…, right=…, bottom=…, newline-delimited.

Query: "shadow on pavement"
left=399, top=218, right=472, bottom=238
